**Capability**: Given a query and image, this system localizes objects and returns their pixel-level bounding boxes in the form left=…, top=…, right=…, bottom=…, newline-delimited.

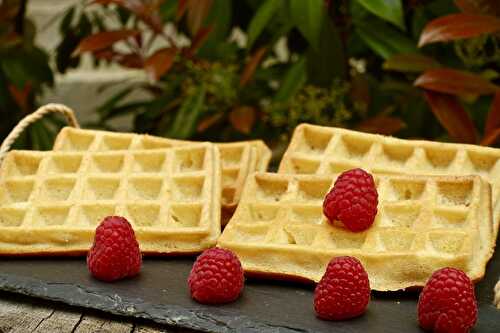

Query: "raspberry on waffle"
left=218, top=172, right=494, bottom=291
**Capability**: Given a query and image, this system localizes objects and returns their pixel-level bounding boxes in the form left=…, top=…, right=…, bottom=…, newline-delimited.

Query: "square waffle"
left=279, top=124, right=500, bottom=239
left=53, top=127, right=271, bottom=222
left=218, top=172, right=494, bottom=291
left=0, top=143, right=221, bottom=255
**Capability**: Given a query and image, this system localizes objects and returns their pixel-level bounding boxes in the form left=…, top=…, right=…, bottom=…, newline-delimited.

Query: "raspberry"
left=418, top=267, right=477, bottom=333
left=87, top=216, right=142, bottom=282
left=314, top=256, right=370, bottom=320
left=323, top=168, right=378, bottom=232
left=188, top=248, right=244, bottom=304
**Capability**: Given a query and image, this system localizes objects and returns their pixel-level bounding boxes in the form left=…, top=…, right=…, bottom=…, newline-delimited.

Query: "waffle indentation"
left=328, top=161, right=359, bottom=174
left=46, top=155, right=82, bottom=174
left=429, top=232, right=466, bottom=254
left=382, top=204, right=421, bottom=228
left=425, top=148, right=456, bottom=169
left=388, top=179, right=426, bottom=201
left=170, top=204, right=202, bottom=227
left=381, top=143, right=414, bottom=166
left=283, top=226, right=316, bottom=246
left=297, top=127, right=332, bottom=155
left=249, top=204, right=279, bottom=222
left=291, top=206, right=322, bottom=225
left=0, top=208, right=26, bottom=227
left=174, top=148, right=206, bottom=172
left=80, top=204, right=116, bottom=226
left=467, top=151, right=498, bottom=174
left=34, top=206, right=71, bottom=226
left=297, top=180, right=331, bottom=201
left=132, top=152, right=166, bottom=172
left=84, top=178, right=120, bottom=200
left=100, top=135, right=132, bottom=150
left=436, top=180, right=473, bottom=206
left=128, top=177, right=163, bottom=200
left=139, top=137, right=172, bottom=150
left=379, top=230, right=415, bottom=251
left=63, top=131, right=94, bottom=150
left=328, top=229, right=366, bottom=249
left=220, top=146, right=244, bottom=167
left=432, top=208, right=468, bottom=229
left=3, top=180, right=34, bottom=203
left=222, top=168, right=239, bottom=187
left=290, top=157, right=320, bottom=174
left=40, top=178, right=76, bottom=201
left=171, top=175, right=205, bottom=201
left=91, top=154, right=124, bottom=173
left=126, top=204, right=161, bottom=227
left=8, top=154, right=42, bottom=176
left=339, top=135, right=372, bottom=160
left=255, top=176, right=288, bottom=202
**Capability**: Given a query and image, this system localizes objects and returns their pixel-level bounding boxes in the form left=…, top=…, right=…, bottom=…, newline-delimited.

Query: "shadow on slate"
left=0, top=238, right=499, bottom=333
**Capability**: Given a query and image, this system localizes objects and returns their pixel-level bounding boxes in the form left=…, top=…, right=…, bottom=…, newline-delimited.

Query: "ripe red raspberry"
left=87, top=216, right=142, bottom=282
left=188, top=248, right=244, bottom=304
left=418, top=267, right=477, bottom=333
left=314, top=256, right=370, bottom=320
left=323, top=168, right=378, bottom=232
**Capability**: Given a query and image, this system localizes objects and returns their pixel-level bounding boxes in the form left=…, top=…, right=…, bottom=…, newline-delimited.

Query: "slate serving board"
left=0, top=246, right=499, bottom=333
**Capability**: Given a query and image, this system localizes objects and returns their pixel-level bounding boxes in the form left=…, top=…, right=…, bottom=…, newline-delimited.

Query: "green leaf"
left=383, top=53, right=440, bottom=72
left=59, top=7, right=75, bottom=34
left=96, top=87, right=134, bottom=119
left=102, top=101, right=150, bottom=121
left=1, top=48, right=53, bottom=88
left=274, top=57, right=306, bottom=102
left=355, top=20, right=418, bottom=59
left=247, top=0, right=283, bottom=50
left=167, top=86, right=206, bottom=139
left=306, top=16, right=346, bottom=86
left=355, top=0, right=405, bottom=30
left=197, top=0, right=232, bottom=58
left=289, top=0, right=324, bottom=50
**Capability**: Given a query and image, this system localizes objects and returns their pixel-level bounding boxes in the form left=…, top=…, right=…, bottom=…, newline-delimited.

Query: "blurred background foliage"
left=1, top=0, right=500, bottom=159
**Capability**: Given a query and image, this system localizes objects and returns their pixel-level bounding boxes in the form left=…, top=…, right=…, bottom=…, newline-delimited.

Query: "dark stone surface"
left=0, top=247, right=499, bottom=332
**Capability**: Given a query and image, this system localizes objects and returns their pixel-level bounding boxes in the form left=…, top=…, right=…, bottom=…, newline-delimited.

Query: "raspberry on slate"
left=87, top=216, right=142, bottom=282
left=188, top=248, right=244, bottom=304
left=418, top=267, right=477, bottom=333
left=314, top=256, right=370, bottom=320
left=323, top=168, right=378, bottom=232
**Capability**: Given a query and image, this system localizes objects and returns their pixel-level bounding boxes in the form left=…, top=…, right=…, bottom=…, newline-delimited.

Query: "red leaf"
left=117, top=53, right=143, bottom=68
left=229, top=106, right=256, bottom=134
left=484, top=91, right=500, bottom=135
left=480, top=127, right=500, bottom=146
left=144, top=48, right=177, bottom=81
left=423, top=91, right=477, bottom=143
left=197, top=113, right=223, bottom=132
left=240, top=47, right=267, bottom=87
left=186, top=0, right=213, bottom=36
left=350, top=74, right=371, bottom=109
left=418, top=13, right=500, bottom=47
left=383, top=53, right=440, bottom=73
left=356, top=116, right=405, bottom=135
left=177, top=0, right=188, bottom=20
left=184, top=25, right=213, bottom=58
left=455, top=0, right=500, bottom=16
left=8, top=83, right=32, bottom=112
left=414, top=68, right=499, bottom=96
left=73, top=30, right=140, bottom=56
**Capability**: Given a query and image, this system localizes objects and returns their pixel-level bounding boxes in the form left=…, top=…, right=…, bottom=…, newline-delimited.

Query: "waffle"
left=0, top=143, right=221, bottom=255
left=53, top=127, right=271, bottom=221
left=218, top=172, right=494, bottom=291
left=279, top=124, right=500, bottom=239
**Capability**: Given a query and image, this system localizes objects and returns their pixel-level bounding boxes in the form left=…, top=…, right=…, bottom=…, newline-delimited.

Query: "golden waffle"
left=0, top=143, right=221, bottom=255
left=279, top=124, right=500, bottom=239
left=218, top=172, right=494, bottom=291
left=53, top=127, right=271, bottom=221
